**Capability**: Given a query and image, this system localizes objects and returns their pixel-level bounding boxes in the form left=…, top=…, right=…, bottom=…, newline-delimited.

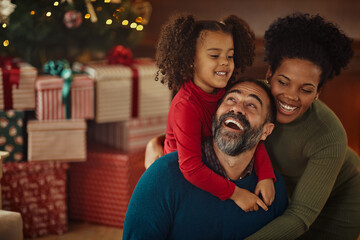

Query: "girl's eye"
left=210, top=55, right=219, bottom=58
left=227, top=55, right=234, bottom=59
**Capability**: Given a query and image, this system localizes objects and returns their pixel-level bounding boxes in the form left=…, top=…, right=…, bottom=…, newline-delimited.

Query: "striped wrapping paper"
left=77, top=59, right=171, bottom=123
left=88, top=115, right=167, bottom=152
left=1, top=161, right=68, bottom=238
left=27, top=119, right=87, bottom=162
left=35, top=74, right=94, bottom=120
left=0, top=62, right=37, bottom=110
left=69, top=143, right=145, bottom=228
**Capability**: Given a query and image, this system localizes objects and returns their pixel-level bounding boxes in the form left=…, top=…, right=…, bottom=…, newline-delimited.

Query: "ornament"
left=131, top=0, right=152, bottom=25
left=63, top=10, right=83, bottom=29
left=0, top=0, right=16, bottom=23
left=107, top=45, right=133, bottom=66
left=85, top=0, right=98, bottom=23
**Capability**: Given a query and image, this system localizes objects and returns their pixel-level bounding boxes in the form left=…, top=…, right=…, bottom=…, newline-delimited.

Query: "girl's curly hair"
left=155, top=13, right=255, bottom=92
left=264, top=13, right=354, bottom=89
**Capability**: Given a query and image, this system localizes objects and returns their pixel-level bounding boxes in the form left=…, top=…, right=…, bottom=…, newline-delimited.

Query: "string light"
left=84, top=13, right=91, bottom=19
left=122, top=20, right=129, bottom=25
left=2, top=23, right=7, bottom=28
left=54, top=1, right=59, bottom=6
left=30, top=10, right=35, bottom=15
left=3, top=40, right=9, bottom=47
left=106, top=19, right=112, bottom=25
left=136, top=25, right=143, bottom=31
left=104, top=0, right=111, bottom=3
left=46, top=12, right=52, bottom=17
left=135, top=17, right=143, bottom=23
left=130, top=22, right=137, bottom=28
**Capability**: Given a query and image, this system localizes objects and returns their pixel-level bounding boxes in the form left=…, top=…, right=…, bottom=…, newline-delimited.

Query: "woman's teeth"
left=279, top=101, right=297, bottom=112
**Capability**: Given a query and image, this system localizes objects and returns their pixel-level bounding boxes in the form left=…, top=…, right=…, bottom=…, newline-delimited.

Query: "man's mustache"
left=218, top=111, right=250, bottom=130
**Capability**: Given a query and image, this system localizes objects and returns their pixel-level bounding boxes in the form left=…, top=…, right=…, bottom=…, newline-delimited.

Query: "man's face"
left=213, top=81, right=273, bottom=156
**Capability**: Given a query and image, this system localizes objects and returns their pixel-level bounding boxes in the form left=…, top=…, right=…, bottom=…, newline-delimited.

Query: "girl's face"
left=193, top=30, right=234, bottom=94
left=267, top=58, right=321, bottom=124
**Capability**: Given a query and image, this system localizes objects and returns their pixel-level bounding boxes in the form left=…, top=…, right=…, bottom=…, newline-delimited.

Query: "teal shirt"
left=123, top=151, right=288, bottom=240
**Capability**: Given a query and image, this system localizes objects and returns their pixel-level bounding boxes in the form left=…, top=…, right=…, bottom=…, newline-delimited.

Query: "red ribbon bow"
left=0, top=57, right=20, bottom=110
left=107, top=45, right=133, bottom=66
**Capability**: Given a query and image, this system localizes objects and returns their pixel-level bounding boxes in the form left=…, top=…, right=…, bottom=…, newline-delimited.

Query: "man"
left=123, top=78, right=288, bottom=240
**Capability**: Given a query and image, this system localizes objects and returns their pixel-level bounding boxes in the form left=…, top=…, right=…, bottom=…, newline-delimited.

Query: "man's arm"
left=123, top=154, right=176, bottom=239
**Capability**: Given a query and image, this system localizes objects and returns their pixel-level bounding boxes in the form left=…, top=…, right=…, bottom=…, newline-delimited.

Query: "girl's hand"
left=144, top=134, right=166, bottom=169
left=255, top=178, right=275, bottom=206
left=230, top=186, right=268, bottom=212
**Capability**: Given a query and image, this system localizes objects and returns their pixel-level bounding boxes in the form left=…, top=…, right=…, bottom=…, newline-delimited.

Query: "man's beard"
left=213, top=112, right=264, bottom=156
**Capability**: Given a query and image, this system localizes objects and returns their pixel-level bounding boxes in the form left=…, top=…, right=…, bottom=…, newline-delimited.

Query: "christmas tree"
left=0, top=0, right=151, bottom=69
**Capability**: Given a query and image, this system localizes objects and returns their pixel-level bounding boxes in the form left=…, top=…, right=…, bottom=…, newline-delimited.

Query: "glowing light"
left=96, top=7, right=102, bottom=11
left=30, top=10, right=35, bottom=15
left=136, top=17, right=143, bottom=23
left=104, top=0, right=110, bottom=3
left=130, top=22, right=137, bottom=28
left=85, top=13, right=91, bottom=19
left=46, top=12, right=52, bottom=17
left=2, top=23, right=7, bottom=28
left=122, top=20, right=129, bottom=25
left=136, top=25, right=144, bottom=31
left=54, top=1, right=59, bottom=6
left=3, top=40, right=9, bottom=47
left=106, top=19, right=113, bottom=25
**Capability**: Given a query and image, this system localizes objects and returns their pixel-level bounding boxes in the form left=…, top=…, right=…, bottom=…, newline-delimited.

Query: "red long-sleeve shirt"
left=164, top=80, right=275, bottom=200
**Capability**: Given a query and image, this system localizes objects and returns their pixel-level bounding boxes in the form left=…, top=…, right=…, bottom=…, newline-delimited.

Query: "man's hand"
left=230, top=186, right=268, bottom=212
left=144, top=134, right=166, bottom=169
left=254, top=178, right=275, bottom=206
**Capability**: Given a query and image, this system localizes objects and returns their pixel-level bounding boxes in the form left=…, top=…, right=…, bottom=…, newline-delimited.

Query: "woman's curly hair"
left=155, top=13, right=255, bottom=92
left=264, top=12, right=354, bottom=89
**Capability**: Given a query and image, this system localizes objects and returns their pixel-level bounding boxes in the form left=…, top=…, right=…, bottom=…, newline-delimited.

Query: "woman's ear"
left=265, top=66, right=273, bottom=83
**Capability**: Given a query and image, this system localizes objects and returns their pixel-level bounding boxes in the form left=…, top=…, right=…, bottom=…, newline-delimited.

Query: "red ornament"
left=107, top=45, right=133, bottom=66
left=63, top=10, right=83, bottom=29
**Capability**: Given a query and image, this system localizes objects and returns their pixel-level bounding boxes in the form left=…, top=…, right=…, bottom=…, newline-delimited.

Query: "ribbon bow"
left=0, top=57, right=20, bottom=110
left=43, top=60, right=73, bottom=119
left=107, top=45, right=133, bottom=66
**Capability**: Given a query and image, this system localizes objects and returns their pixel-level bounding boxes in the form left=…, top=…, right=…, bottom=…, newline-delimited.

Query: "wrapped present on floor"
left=35, top=74, right=94, bottom=120
left=88, top=115, right=167, bottom=152
left=74, top=55, right=171, bottom=123
left=68, top=143, right=145, bottom=228
left=0, top=161, right=68, bottom=238
left=27, top=119, right=86, bottom=162
left=0, top=110, right=26, bottom=163
left=0, top=151, right=9, bottom=209
left=0, top=59, right=37, bottom=110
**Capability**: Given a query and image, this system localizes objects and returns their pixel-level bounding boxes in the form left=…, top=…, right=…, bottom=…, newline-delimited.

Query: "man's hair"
left=224, top=77, right=276, bottom=123
left=264, top=12, right=353, bottom=90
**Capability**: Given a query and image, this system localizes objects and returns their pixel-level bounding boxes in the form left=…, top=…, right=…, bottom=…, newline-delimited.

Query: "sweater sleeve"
left=173, top=101, right=235, bottom=200
left=254, top=141, right=276, bottom=181
left=246, top=131, right=347, bottom=239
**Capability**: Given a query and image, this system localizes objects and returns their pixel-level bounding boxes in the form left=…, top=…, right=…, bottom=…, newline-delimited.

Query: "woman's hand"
left=144, top=134, right=166, bottom=169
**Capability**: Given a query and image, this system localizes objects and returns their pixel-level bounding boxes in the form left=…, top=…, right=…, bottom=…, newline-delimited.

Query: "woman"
left=145, top=13, right=360, bottom=239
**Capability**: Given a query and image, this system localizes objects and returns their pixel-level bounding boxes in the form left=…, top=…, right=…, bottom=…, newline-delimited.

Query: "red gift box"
left=0, top=161, right=68, bottom=238
left=35, top=74, right=94, bottom=120
left=68, top=143, right=145, bottom=228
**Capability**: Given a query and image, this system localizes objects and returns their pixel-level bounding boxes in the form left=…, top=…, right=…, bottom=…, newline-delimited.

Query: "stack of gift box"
left=0, top=52, right=172, bottom=237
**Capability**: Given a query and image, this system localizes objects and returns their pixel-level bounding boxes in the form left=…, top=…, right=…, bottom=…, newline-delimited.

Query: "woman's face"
left=267, top=58, right=321, bottom=124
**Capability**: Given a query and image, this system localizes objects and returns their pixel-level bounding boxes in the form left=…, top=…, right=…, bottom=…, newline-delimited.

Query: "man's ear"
left=260, top=123, right=275, bottom=141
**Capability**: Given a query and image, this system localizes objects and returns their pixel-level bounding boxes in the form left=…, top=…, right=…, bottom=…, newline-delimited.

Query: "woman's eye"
left=278, top=80, right=287, bottom=86
left=302, top=89, right=313, bottom=94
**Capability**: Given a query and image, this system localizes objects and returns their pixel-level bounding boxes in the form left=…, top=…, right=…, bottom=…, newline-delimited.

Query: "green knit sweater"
left=247, top=100, right=360, bottom=239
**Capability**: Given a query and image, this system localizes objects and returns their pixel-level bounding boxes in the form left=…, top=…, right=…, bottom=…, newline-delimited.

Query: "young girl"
left=155, top=13, right=276, bottom=211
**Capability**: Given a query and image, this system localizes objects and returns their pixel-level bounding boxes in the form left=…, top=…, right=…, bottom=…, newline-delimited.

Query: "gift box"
left=88, top=115, right=167, bottom=152
left=35, top=74, right=94, bottom=120
left=27, top=119, right=86, bottom=162
left=0, top=151, right=9, bottom=209
left=0, top=161, right=68, bottom=238
left=68, top=143, right=145, bottom=228
left=0, top=110, right=26, bottom=163
left=0, top=60, right=37, bottom=110
left=76, top=59, right=171, bottom=123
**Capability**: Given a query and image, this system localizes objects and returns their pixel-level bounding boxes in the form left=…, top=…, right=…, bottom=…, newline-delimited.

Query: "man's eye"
left=248, top=103, right=257, bottom=109
left=226, top=97, right=235, bottom=102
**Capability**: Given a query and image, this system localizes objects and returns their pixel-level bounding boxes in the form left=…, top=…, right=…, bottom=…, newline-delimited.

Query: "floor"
left=25, top=221, right=123, bottom=240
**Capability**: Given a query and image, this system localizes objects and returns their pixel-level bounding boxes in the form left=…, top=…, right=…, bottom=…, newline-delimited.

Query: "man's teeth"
left=279, top=101, right=297, bottom=112
left=216, top=71, right=226, bottom=76
left=224, top=119, right=243, bottom=130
